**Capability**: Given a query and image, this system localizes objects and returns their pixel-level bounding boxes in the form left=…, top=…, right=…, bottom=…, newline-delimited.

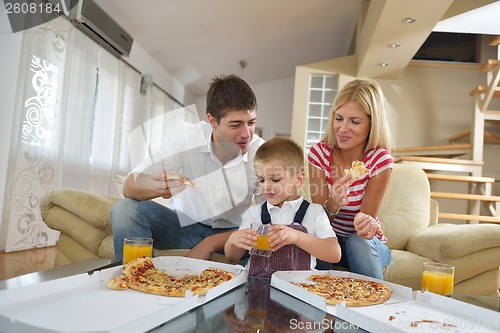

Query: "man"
left=112, top=74, right=264, bottom=261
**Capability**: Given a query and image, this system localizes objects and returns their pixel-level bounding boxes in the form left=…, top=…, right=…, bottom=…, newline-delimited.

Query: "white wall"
left=194, top=76, right=295, bottom=140
left=0, top=10, right=23, bottom=249
left=378, top=63, right=485, bottom=148
left=125, top=42, right=195, bottom=108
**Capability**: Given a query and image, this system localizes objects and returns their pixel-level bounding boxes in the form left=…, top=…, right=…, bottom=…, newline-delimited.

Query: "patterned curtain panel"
left=2, top=16, right=141, bottom=252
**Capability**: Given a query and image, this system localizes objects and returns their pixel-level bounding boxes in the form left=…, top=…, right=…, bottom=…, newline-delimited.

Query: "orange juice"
left=123, top=243, right=153, bottom=264
left=254, top=234, right=271, bottom=251
left=422, top=271, right=454, bottom=295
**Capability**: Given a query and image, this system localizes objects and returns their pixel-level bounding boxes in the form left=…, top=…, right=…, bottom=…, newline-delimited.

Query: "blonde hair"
left=322, top=78, right=393, bottom=152
left=255, top=137, right=304, bottom=174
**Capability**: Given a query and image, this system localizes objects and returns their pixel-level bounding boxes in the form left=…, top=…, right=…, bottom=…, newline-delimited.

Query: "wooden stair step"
left=448, top=129, right=500, bottom=144
left=431, top=191, right=500, bottom=202
left=490, top=35, right=500, bottom=46
left=438, top=213, right=500, bottom=224
left=394, top=156, right=483, bottom=166
left=426, top=173, right=495, bottom=184
left=392, top=144, right=471, bottom=158
left=469, top=85, right=500, bottom=98
left=484, top=110, right=500, bottom=121
left=394, top=156, right=483, bottom=174
left=480, top=59, right=499, bottom=72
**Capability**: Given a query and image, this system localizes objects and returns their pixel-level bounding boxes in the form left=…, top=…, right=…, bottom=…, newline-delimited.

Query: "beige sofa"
left=40, top=164, right=500, bottom=295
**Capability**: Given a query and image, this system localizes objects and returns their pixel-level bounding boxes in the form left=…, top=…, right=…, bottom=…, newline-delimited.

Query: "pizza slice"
left=165, top=173, right=198, bottom=188
left=343, top=161, right=369, bottom=181
left=107, top=257, right=235, bottom=297
left=292, top=275, right=392, bottom=307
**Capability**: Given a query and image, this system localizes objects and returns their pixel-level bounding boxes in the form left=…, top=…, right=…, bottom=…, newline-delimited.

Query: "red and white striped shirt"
left=308, top=142, right=393, bottom=241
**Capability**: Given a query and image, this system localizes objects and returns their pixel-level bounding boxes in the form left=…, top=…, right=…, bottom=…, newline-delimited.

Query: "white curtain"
left=127, top=84, right=190, bottom=172
left=2, top=17, right=141, bottom=251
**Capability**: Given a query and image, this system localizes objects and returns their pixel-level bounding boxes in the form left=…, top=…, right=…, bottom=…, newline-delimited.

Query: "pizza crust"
left=343, top=161, right=369, bottom=181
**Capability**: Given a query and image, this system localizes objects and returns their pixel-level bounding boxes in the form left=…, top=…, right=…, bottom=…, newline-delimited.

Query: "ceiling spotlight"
left=402, top=17, right=416, bottom=24
left=380, top=61, right=390, bottom=67
left=388, top=42, right=400, bottom=48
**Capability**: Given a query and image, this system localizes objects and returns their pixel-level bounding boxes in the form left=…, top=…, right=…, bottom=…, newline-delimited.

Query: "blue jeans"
left=111, top=198, right=236, bottom=261
left=315, top=234, right=392, bottom=280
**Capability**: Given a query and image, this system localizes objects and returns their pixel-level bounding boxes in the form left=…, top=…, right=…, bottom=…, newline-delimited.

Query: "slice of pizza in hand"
left=343, top=161, right=369, bottom=181
left=165, top=173, right=198, bottom=188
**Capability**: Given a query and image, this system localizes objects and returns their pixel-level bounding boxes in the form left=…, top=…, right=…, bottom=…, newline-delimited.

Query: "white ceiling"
left=94, top=0, right=500, bottom=98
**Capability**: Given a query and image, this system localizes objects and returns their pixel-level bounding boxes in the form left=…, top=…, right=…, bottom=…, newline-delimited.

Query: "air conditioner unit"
left=70, top=0, right=133, bottom=57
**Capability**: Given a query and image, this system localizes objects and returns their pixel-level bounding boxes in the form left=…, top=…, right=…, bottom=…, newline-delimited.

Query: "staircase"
left=393, top=35, right=500, bottom=224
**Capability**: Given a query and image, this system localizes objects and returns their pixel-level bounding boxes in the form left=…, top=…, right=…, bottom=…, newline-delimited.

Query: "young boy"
left=224, top=137, right=341, bottom=277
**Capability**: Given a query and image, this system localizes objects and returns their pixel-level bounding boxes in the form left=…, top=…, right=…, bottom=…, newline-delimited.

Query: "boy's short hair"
left=255, top=137, right=304, bottom=174
left=206, top=74, right=257, bottom=123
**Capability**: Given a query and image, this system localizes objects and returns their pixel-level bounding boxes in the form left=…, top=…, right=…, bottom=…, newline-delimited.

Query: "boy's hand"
left=268, top=225, right=300, bottom=251
left=227, top=229, right=256, bottom=251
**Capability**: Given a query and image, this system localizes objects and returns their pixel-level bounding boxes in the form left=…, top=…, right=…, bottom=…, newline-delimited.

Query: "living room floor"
left=0, top=246, right=58, bottom=280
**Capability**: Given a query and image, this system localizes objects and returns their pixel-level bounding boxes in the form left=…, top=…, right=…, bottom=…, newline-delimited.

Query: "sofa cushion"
left=453, top=268, right=500, bottom=296
left=98, top=235, right=116, bottom=260
left=407, top=223, right=500, bottom=261
left=379, top=164, right=431, bottom=250
left=383, top=250, right=431, bottom=289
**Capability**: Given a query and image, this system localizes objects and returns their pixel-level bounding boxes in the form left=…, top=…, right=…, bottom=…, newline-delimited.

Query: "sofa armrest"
left=407, top=223, right=500, bottom=261
left=40, top=188, right=119, bottom=231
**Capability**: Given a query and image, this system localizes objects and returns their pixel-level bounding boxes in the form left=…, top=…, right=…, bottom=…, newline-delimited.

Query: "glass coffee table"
left=151, top=276, right=367, bottom=333
left=1, top=261, right=498, bottom=332
left=0, top=263, right=366, bottom=332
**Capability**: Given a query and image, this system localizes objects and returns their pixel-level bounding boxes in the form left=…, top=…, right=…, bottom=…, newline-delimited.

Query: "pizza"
left=165, top=173, right=198, bottom=188
left=293, top=274, right=392, bottom=307
left=107, top=257, right=235, bottom=297
left=343, top=161, right=369, bottom=181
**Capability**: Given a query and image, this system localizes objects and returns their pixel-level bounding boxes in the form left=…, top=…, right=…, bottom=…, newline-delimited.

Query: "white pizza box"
left=271, top=270, right=500, bottom=333
left=0, top=256, right=246, bottom=333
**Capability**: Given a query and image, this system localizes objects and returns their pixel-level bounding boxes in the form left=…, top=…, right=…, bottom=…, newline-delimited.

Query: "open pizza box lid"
left=271, top=270, right=500, bottom=333
left=0, top=256, right=246, bottom=333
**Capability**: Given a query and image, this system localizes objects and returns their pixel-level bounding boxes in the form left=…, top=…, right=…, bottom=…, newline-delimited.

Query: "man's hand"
left=154, top=171, right=187, bottom=199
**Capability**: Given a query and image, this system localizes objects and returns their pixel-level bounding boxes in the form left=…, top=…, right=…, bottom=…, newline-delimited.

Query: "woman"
left=308, top=78, right=393, bottom=279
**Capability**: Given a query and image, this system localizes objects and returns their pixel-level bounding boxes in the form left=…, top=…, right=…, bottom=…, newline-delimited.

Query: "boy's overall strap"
left=260, top=200, right=310, bottom=225
left=293, top=200, right=310, bottom=224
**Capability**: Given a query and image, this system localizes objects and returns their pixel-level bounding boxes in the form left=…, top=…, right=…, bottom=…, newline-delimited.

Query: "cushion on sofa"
left=407, top=223, right=500, bottom=261
left=379, top=164, right=431, bottom=250
left=383, top=249, right=431, bottom=289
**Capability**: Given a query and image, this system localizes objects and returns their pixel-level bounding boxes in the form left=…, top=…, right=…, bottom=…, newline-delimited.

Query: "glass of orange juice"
left=250, top=223, right=272, bottom=257
left=422, top=262, right=454, bottom=296
left=122, top=237, right=153, bottom=264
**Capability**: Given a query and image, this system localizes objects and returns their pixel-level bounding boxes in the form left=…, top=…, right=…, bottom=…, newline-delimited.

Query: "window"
left=304, top=75, right=339, bottom=154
